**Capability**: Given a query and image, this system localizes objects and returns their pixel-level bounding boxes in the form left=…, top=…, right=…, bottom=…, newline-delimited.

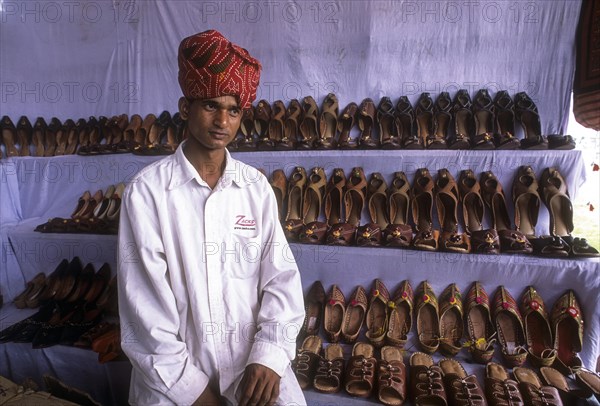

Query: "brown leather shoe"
left=485, top=362, right=525, bottom=406
left=298, top=167, right=328, bottom=244
left=341, top=285, right=368, bottom=344
left=365, top=279, right=390, bottom=347
left=409, top=352, right=447, bottom=405
left=519, top=286, right=556, bottom=368
left=323, top=285, right=345, bottom=343
left=436, top=169, right=470, bottom=253
left=357, top=172, right=388, bottom=247
left=291, top=335, right=322, bottom=389
left=550, top=289, right=584, bottom=374
left=438, top=283, right=464, bottom=356
left=345, top=342, right=376, bottom=397
left=493, top=286, right=528, bottom=367
left=513, top=367, right=563, bottom=405
left=313, top=343, right=345, bottom=393
left=412, top=168, right=439, bottom=251
left=269, top=169, right=287, bottom=222
left=464, top=282, right=495, bottom=364
left=385, top=171, right=413, bottom=248
left=378, top=346, right=407, bottom=405
left=415, top=281, right=440, bottom=354
left=439, top=358, right=487, bottom=405
left=283, top=166, right=306, bottom=241
left=386, top=280, right=413, bottom=348
left=357, top=98, right=378, bottom=149
left=300, top=281, right=325, bottom=339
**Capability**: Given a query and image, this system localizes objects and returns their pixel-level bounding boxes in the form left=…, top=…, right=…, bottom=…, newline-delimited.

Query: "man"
left=117, top=30, right=306, bottom=406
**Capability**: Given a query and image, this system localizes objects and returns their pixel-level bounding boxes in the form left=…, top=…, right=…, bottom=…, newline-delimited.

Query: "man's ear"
left=179, top=97, right=190, bottom=120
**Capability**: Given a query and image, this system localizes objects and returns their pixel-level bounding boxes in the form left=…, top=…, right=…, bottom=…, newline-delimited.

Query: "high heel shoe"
left=357, top=98, right=378, bottom=149
left=337, top=102, right=358, bottom=149
left=435, top=168, right=470, bottom=253
left=512, top=165, right=540, bottom=238
left=431, top=92, right=450, bottom=149
left=298, top=96, right=319, bottom=149
left=315, top=93, right=338, bottom=149
left=284, top=166, right=307, bottom=240
left=324, top=168, right=350, bottom=246
left=357, top=172, right=388, bottom=247
left=492, top=90, right=521, bottom=149
left=415, top=93, right=437, bottom=149
left=378, top=97, right=400, bottom=149
left=384, top=172, right=413, bottom=248
left=255, top=99, right=273, bottom=151
left=493, top=286, right=528, bottom=367
left=451, top=89, right=473, bottom=149
left=298, top=167, right=328, bottom=244
left=411, top=168, right=438, bottom=251
left=520, top=286, right=556, bottom=368
left=514, top=92, right=548, bottom=149
left=471, top=89, right=496, bottom=149
left=396, top=96, right=422, bottom=149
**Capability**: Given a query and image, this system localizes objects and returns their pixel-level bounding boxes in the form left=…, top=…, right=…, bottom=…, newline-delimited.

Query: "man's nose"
left=213, top=109, right=229, bottom=127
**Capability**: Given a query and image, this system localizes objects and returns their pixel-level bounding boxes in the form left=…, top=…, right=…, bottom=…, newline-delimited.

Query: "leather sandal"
left=514, top=92, right=549, bottom=149
left=415, top=281, right=440, bottom=354
left=313, top=343, right=345, bottom=393
left=384, top=171, right=413, bottom=248
left=357, top=172, right=388, bottom=247
left=345, top=342, right=377, bottom=397
left=269, top=169, right=287, bottom=222
left=357, top=98, right=378, bottom=149
left=283, top=166, right=306, bottom=241
left=292, top=335, right=322, bottom=389
left=573, top=369, right=600, bottom=401
left=341, top=285, right=368, bottom=343
left=431, top=92, right=451, bottom=149
left=16, top=116, right=32, bottom=156
left=450, top=90, right=473, bottom=150
left=435, top=169, right=470, bottom=253
left=484, top=362, right=525, bottom=406
left=386, top=280, right=413, bottom=348
left=270, top=100, right=292, bottom=150
left=471, top=89, right=497, bottom=150
left=438, top=283, right=464, bottom=356
left=415, top=93, right=438, bottom=149
left=298, top=167, right=328, bottom=244
left=300, top=281, right=325, bottom=339
left=513, top=367, right=563, bottom=405
left=255, top=99, right=273, bottom=150
left=378, top=346, right=407, bottom=406
left=409, top=352, right=447, bottom=405
left=337, top=102, right=358, bottom=149
left=365, top=279, right=390, bottom=347
left=323, top=284, right=345, bottom=343
left=492, top=90, right=521, bottom=149
left=464, top=282, right=496, bottom=364
left=480, top=171, right=532, bottom=254
left=550, top=289, right=584, bottom=374
left=492, top=286, right=528, bottom=367
left=396, top=96, right=423, bottom=149
left=540, top=366, right=596, bottom=404
left=438, top=358, right=487, bottom=405
left=236, top=107, right=256, bottom=151
left=378, top=97, right=401, bottom=149
left=315, top=93, right=338, bottom=149
left=412, top=168, right=439, bottom=251
left=298, top=96, right=319, bottom=149
left=519, top=286, right=557, bottom=368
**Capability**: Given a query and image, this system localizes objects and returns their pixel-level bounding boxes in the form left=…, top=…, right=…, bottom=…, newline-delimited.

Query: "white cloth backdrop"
left=0, top=0, right=581, bottom=136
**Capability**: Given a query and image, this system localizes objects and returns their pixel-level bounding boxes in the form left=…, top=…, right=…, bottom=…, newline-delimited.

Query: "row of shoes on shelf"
left=0, top=112, right=184, bottom=159
left=301, top=280, right=586, bottom=374
left=0, top=257, right=122, bottom=363
left=34, top=183, right=125, bottom=234
left=292, top=338, right=600, bottom=405
left=229, top=90, right=575, bottom=152
left=270, top=165, right=598, bottom=258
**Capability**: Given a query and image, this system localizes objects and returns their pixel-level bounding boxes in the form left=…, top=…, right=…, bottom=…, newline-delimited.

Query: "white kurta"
left=117, top=142, right=306, bottom=405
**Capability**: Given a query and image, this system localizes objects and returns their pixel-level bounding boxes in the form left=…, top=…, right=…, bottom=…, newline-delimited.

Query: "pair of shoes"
left=513, top=367, right=564, bottom=405
left=484, top=362, right=527, bottom=405
left=416, top=92, right=449, bottom=149
left=327, top=167, right=367, bottom=246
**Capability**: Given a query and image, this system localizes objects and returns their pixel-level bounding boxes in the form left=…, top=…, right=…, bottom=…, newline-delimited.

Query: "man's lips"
left=209, top=130, right=229, bottom=139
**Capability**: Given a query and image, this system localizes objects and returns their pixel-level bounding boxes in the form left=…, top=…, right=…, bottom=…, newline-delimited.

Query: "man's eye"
left=204, top=103, right=217, bottom=111
left=229, top=109, right=241, bottom=117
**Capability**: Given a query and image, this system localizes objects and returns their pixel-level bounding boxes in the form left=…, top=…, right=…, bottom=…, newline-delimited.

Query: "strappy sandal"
left=396, top=96, right=423, bottom=149
left=315, top=93, right=338, bottom=149
left=438, top=358, right=487, bottom=405
left=284, top=99, right=303, bottom=150
left=298, top=167, right=328, bottom=244
left=384, top=172, right=413, bottom=248
left=480, top=171, right=532, bottom=254
left=551, top=289, right=584, bottom=374
left=484, top=362, right=525, bottom=406
left=415, top=93, right=438, bottom=149
left=438, top=283, right=464, bottom=356
left=492, top=286, right=528, bottom=367
left=283, top=166, right=306, bottom=241
left=357, top=98, right=378, bottom=149
left=514, top=92, right=549, bottom=149
left=357, top=172, right=388, bottom=247
left=32, top=117, right=47, bottom=157
left=471, top=89, right=497, bottom=150
left=323, top=284, right=345, bottom=343
left=378, top=97, right=401, bottom=149
left=365, top=279, right=390, bottom=348
left=341, top=285, right=368, bottom=344
left=412, top=168, right=439, bottom=251
left=298, top=96, right=319, bottom=149
left=378, top=346, right=407, bottom=406
left=435, top=169, right=470, bottom=253
left=313, top=343, right=345, bottom=393
left=236, top=107, right=257, bottom=151
left=409, top=352, right=447, bottom=405
left=492, top=90, right=521, bottom=149
left=540, top=366, right=596, bottom=404
left=345, top=342, right=377, bottom=397
left=386, top=280, right=413, bottom=348
left=300, top=281, right=325, bottom=339
left=270, top=100, right=292, bottom=150
left=255, top=99, right=273, bottom=150
left=464, top=282, right=496, bottom=364
left=269, top=169, right=287, bottom=222
left=431, top=92, right=451, bottom=149
left=520, top=286, right=557, bottom=368
left=292, top=335, right=322, bottom=389
left=16, top=116, right=32, bottom=156
left=337, top=102, right=358, bottom=149
left=513, top=367, right=563, bottom=406
left=450, top=89, right=473, bottom=150
left=324, top=168, right=353, bottom=246
left=415, top=281, right=440, bottom=354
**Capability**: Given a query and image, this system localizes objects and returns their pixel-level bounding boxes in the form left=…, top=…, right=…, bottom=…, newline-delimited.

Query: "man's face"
left=180, top=95, right=242, bottom=151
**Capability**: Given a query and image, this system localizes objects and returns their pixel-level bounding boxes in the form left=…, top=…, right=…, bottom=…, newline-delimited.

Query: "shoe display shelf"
left=0, top=149, right=597, bottom=406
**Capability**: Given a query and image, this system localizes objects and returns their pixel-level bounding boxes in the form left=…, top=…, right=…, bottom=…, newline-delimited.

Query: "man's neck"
left=183, top=141, right=227, bottom=189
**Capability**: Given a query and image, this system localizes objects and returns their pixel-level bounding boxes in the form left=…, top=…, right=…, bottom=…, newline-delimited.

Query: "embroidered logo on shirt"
left=234, top=214, right=256, bottom=231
